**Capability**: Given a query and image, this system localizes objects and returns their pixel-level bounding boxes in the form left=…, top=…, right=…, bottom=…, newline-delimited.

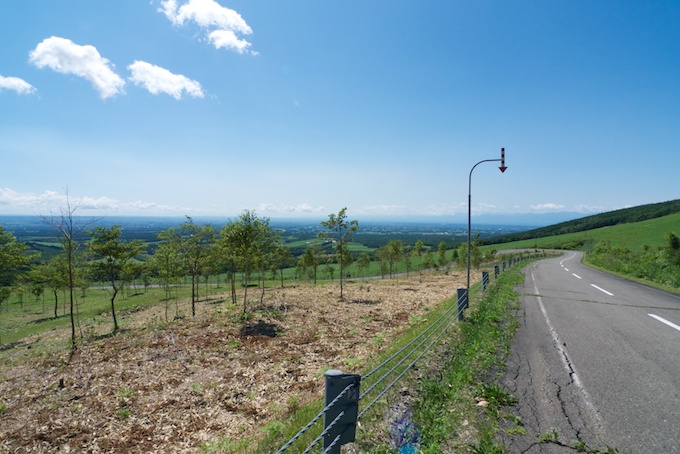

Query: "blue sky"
left=1, top=0, right=679, bottom=221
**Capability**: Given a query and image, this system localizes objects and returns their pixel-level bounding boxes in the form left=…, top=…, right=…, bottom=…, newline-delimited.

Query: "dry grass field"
left=0, top=270, right=467, bottom=453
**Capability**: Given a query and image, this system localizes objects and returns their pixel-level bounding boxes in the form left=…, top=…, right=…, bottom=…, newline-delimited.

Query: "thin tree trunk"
left=260, top=267, right=265, bottom=304
left=53, top=290, right=58, bottom=318
left=111, top=286, right=119, bottom=332
left=242, top=261, right=249, bottom=314
left=191, top=273, right=196, bottom=316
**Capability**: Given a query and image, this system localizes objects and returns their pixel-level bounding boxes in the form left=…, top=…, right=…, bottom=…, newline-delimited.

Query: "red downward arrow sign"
left=499, top=147, right=507, bottom=173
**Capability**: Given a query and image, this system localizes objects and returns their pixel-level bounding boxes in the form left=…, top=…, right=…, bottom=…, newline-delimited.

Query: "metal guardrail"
left=277, top=253, right=543, bottom=453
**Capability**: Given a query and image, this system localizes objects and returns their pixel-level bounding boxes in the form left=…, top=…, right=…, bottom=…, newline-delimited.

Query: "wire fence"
left=277, top=253, right=543, bottom=453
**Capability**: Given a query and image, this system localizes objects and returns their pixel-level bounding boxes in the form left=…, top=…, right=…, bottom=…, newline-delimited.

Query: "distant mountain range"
left=356, top=212, right=593, bottom=227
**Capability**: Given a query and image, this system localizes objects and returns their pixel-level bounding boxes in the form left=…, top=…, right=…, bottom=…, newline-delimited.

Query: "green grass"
left=0, top=284, right=198, bottom=344
left=485, top=212, right=680, bottom=253
left=410, top=269, right=523, bottom=453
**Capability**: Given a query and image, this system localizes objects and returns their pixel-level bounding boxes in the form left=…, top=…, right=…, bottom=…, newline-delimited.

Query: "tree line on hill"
left=0, top=204, right=491, bottom=348
left=482, top=199, right=680, bottom=245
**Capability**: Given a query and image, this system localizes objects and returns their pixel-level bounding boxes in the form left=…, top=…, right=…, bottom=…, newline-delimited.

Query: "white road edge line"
left=572, top=273, right=582, bottom=279
left=649, top=314, right=680, bottom=333
left=531, top=269, right=601, bottom=424
left=591, top=284, right=614, bottom=296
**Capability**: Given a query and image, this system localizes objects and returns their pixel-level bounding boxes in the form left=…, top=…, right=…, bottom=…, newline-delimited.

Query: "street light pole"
left=467, top=148, right=507, bottom=293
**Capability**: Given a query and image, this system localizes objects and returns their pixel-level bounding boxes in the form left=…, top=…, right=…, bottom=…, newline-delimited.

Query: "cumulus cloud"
left=284, top=203, right=325, bottom=213
left=160, top=0, right=257, bottom=54
left=208, top=29, right=253, bottom=53
left=0, top=188, right=64, bottom=210
left=530, top=203, right=566, bottom=212
left=0, top=188, right=192, bottom=215
left=128, top=60, right=204, bottom=99
left=29, top=36, right=125, bottom=99
left=0, top=75, right=36, bottom=95
left=256, top=203, right=324, bottom=214
left=0, top=188, right=119, bottom=212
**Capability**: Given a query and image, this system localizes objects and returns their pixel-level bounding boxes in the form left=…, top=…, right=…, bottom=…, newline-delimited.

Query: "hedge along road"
left=498, top=251, right=680, bottom=453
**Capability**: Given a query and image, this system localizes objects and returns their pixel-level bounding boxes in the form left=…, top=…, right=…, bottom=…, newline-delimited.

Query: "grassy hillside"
left=486, top=210, right=680, bottom=290
left=483, top=199, right=680, bottom=246
left=487, top=212, right=680, bottom=253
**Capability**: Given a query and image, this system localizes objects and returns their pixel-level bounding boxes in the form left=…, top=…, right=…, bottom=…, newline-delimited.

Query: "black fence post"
left=457, top=288, right=468, bottom=321
left=482, top=271, right=489, bottom=291
left=323, top=370, right=361, bottom=453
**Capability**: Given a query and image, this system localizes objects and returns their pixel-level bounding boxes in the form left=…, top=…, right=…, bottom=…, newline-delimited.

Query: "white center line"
left=591, top=284, right=614, bottom=296
left=649, top=314, right=680, bottom=333
left=572, top=274, right=582, bottom=279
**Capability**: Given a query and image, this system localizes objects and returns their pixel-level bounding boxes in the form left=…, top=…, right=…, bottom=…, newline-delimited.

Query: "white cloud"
left=160, top=0, right=257, bottom=55
left=128, top=61, right=204, bottom=99
left=0, top=188, right=64, bottom=210
left=0, top=188, right=191, bottom=215
left=530, top=203, right=566, bottom=212
left=284, top=203, right=325, bottom=213
left=256, top=203, right=325, bottom=214
left=257, top=203, right=277, bottom=213
left=208, top=29, right=254, bottom=54
left=0, top=188, right=119, bottom=212
left=29, top=36, right=125, bottom=99
left=0, top=75, right=36, bottom=95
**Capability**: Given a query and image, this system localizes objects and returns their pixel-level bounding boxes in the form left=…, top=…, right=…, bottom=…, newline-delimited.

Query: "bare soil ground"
left=0, top=271, right=467, bottom=453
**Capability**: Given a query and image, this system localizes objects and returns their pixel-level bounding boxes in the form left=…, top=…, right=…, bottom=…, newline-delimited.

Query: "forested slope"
left=482, top=199, right=680, bottom=245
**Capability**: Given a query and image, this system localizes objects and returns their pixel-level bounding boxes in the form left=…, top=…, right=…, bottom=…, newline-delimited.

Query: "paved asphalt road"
left=498, top=251, right=680, bottom=453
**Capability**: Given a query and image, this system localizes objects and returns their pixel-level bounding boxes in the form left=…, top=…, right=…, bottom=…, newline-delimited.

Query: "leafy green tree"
left=379, top=261, right=389, bottom=279
left=379, top=240, right=404, bottom=278
left=402, top=244, right=413, bottom=276
left=219, top=210, right=275, bottom=314
left=318, top=208, right=359, bottom=299
left=254, top=225, right=281, bottom=304
left=88, top=225, right=143, bottom=332
left=356, top=252, right=371, bottom=279
left=300, top=244, right=323, bottom=284
left=270, top=243, right=292, bottom=288
left=666, top=232, right=680, bottom=266
left=121, top=261, right=144, bottom=297
left=337, top=243, right=354, bottom=279
left=456, top=243, right=466, bottom=268
left=0, top=226, right=34, bottom=287
left=29, top=257, right=67, bottom=318
left=323, top=263, right=336, bottom=281
left=457, top=240, right=482, bottom=270
left=413, top=240, right=424, bottom=268
left=201, top=240, right=223, bottom=300
left=150, top=241, right=184, bottom=320
left=41, top=193, right=95, bottom=346
left=437, top=241, right=448, bottom=269
left=160, top=217, right=215, bottom=316
left=422, top=250, right=435, bottom=270
left=484, top=249, right=498, bottom=263
left=0, top=226, right=35, bottom=321
left=220, top=244, right=240, bottom=305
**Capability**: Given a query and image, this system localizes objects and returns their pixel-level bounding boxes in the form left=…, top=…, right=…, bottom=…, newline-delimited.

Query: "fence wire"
left=275, top=383, right=353, bottom=454
left=358, top=292, right=467, bottom=419
left=277, top=254, right=543, bottom=452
